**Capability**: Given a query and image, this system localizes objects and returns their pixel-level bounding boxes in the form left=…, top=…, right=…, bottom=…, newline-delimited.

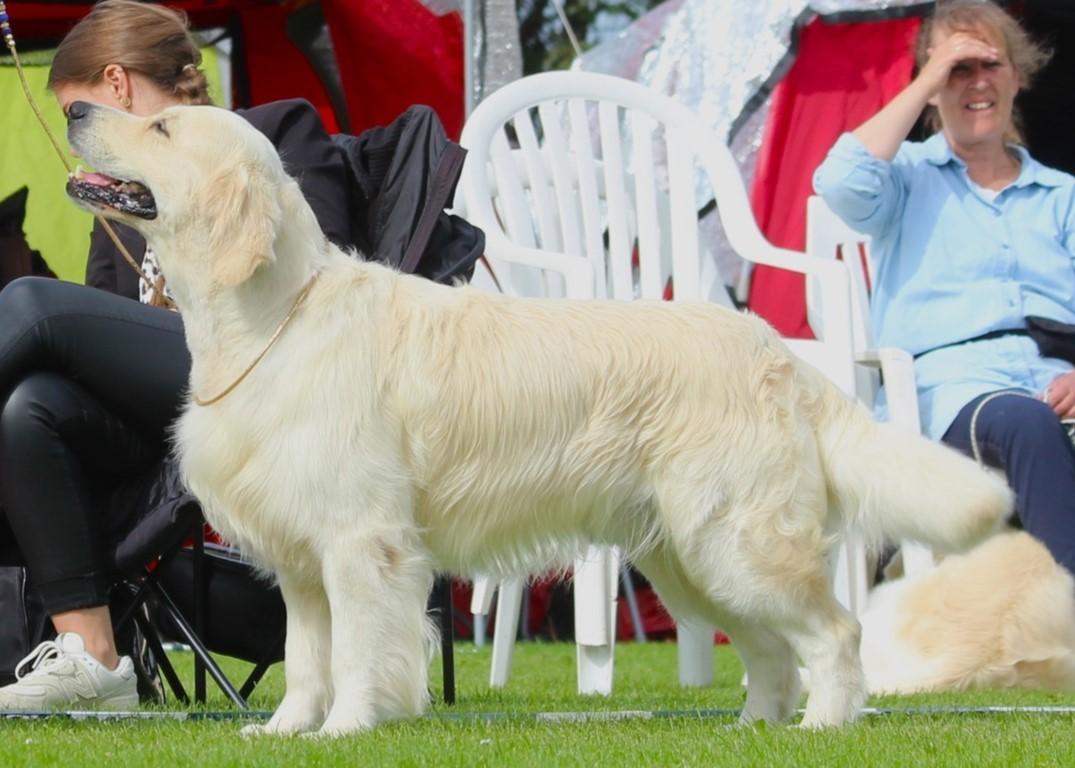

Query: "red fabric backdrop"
left=238, top=4, right=342, bottom=133
left=8, top=1, right=464, bottom=140
left=323, top=0, right=465, bottom=140
left=746, top=16, right=921, bottom=338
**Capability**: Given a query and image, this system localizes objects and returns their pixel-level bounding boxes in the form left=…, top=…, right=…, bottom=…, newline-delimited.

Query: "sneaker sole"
left=95, top=693, right=140, bottom=711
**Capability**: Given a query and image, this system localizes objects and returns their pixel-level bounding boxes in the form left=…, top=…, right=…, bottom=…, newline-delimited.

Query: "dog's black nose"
left=67, top=101, right=90, bottom=122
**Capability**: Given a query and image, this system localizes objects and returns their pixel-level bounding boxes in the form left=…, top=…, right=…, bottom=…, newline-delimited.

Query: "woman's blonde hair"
left=915, top=0, right=1052, bottom=144
left=48, top=0, right=212, bottom=105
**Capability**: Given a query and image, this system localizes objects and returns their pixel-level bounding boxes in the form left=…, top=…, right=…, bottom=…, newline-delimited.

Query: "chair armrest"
left=857, top=346, right=922, bottom=435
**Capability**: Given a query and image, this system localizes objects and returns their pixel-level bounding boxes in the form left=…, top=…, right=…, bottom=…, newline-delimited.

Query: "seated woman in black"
left=0, top=0, right=357, bottom=709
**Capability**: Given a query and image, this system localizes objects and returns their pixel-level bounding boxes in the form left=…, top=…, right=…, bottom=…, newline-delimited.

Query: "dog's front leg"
left=244, top=570, right=332, bottom=736
left=316, top=525, right=435, bottom=737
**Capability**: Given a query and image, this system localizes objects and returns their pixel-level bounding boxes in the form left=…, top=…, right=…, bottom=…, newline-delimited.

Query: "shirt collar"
left=923, top=132, right=1066, bottom=189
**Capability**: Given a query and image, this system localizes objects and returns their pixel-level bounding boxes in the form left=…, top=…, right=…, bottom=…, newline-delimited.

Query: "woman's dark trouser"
left=942, top=391, right=1075, bottom=576
left=0, top=277, right=189, bottom=615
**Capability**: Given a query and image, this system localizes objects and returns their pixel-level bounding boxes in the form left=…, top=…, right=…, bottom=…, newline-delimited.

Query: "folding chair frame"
left=113, top=522, right=456, bottom=708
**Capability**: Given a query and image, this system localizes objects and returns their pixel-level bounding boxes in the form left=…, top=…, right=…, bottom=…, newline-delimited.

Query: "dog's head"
left=65, top=101, right=290, bottom=291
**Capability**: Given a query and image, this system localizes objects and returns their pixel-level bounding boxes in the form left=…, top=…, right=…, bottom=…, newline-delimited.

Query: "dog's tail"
left=803, top=367, right=1012, bottom=552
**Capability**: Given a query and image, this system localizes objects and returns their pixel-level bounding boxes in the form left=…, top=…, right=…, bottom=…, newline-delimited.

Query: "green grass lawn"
left=3, top=642, right=1075, bottom=767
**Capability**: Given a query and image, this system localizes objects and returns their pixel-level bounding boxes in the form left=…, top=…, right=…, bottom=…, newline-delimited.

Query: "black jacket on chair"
left=332, top=104, right=483, bottom=283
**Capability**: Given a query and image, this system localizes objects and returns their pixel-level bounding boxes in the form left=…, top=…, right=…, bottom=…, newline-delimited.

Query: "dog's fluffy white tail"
left=808, top=374, right=1013, bottom=552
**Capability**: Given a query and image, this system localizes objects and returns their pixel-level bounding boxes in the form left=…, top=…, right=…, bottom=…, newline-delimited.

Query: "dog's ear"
left=206, top=161, right=281, bottom=287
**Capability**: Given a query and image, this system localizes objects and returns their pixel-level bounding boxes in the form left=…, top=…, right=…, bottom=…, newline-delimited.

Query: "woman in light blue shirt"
left=814, top=0, right=1075, bottom=575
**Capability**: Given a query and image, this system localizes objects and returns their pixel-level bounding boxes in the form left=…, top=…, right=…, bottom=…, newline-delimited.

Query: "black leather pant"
left=0, top=277, right=189, bottom=614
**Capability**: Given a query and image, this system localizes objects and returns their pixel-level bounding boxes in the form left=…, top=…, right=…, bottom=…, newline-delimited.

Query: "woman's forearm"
left=851, top=78, right=934, bottom=161
left=852, top=31, right=1000, bottom=161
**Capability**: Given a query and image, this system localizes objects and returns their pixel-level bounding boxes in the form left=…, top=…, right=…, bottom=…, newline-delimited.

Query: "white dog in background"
left=861, top=531, right=1075, bottom=694
left=65, top=101, right=1012, bottom=737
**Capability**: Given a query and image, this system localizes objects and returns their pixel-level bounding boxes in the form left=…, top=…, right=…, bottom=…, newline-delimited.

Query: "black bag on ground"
left=0, top=566, right=53, bottom=685
left=153, top=545, right=286, bottom=665
left=1026, top=316, right=1075, bottom=367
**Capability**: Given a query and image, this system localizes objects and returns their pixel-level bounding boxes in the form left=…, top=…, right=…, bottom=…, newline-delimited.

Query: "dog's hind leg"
left=316, top=525, right=435, bottom=737
left=718, top=616, right=802, bottom=725
left=780, top=592, right=865, bottom=728
left=246, top=570, right=333, bottom=736
left=710, top=541, right=866, bottom=727
left=634, top=550, right=800, bottom=725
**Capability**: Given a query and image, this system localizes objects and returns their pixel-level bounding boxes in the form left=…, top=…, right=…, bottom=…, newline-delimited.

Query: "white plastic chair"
left=805, top=195, right=933, bottom=577
left=458, top=71, right=857, bottom=694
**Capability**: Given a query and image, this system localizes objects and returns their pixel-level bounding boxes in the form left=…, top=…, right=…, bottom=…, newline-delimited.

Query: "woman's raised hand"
left=916, top=31, right=1000, bottom=99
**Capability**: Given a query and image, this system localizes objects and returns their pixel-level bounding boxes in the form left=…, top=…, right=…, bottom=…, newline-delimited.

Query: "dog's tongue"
left=77, top=171, right=116, bottom=187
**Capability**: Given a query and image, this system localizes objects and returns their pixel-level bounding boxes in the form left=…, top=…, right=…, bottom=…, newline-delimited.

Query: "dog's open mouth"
left=65, top=167, right=157, bottom=220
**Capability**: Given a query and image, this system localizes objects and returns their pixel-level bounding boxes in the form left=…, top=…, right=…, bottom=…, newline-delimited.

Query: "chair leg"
left=239, top=628, right=285, bottom=701
left=574, top=545, right=617, bottom=695
left=132, top=608, right=190, bottom=704
left=192, top=529, right=207, bottom=703
left=113, top=579, right=156, bottom=632
left=470, top=576, right=497, bottom=648
left=434, top=577, right=456, bottom=704
left=619, top=565, right=647, bottom=643
left=489, top=577, right=524, bottom=688
left=831, top=535, right=869, bottom=617
left=676, top=619, right=715, bottom=687
left=152, top=582, right=248, bottom=709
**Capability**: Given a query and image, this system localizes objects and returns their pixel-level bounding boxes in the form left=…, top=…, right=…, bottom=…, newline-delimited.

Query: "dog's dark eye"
left=151, top=120, right=170, bottom=138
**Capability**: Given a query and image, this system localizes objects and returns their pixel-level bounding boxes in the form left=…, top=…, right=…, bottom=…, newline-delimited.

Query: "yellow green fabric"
left=0, top=48, right=223, bottom=283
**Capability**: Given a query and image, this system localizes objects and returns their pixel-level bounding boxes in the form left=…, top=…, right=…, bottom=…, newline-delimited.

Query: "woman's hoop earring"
left=119, top=95, right=132, bottom=110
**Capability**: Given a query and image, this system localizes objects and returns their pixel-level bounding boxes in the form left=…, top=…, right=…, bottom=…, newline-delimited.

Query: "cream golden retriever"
left=860, top=531, right=1075, bottom=694
left=65, top=102, right=1012, bottom=736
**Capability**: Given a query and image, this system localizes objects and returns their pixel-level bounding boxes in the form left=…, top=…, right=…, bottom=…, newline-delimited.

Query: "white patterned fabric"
left=138, top=247, right=173, bottom=306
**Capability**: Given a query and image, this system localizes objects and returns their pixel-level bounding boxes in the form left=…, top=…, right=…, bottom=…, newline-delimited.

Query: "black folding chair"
left=110, top=501, right=456, bottom=708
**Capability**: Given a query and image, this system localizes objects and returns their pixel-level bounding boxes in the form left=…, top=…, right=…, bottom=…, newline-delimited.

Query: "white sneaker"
left=0, top=632, right=138, bottom=711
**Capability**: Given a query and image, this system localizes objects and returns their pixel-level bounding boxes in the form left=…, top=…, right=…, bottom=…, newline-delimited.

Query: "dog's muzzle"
left=64, top=102, right=158, bottom=220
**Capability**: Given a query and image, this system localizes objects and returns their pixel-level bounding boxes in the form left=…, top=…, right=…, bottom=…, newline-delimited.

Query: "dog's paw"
left=312, top=719, right=374, bottom=739
left=311, top=707, right=377, bottom=739
left=240, top=720, right=315, bottom=738
left=241, top=708, right=322, bottom=737
left=297, top=722, right=370, bottom=740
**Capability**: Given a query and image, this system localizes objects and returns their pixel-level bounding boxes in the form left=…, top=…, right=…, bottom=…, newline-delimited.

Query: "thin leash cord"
left=192, top=273, right=319, bottom=407
left=1, top=3, right=173, bottom=309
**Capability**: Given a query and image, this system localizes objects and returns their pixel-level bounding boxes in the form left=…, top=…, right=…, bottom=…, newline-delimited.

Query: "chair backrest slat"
left=512, top=107, right=560, bottom=254
left=597, top=101, right=633, bottom=302
left=537, top=101, right=584, bottom=261
left=566, top=97, right=608, bottom=298
left=489, top=121, right=535, bottom=249
left=665, top=127, right=701, bottom=302
left=629, top=112, right=663, bottom=300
